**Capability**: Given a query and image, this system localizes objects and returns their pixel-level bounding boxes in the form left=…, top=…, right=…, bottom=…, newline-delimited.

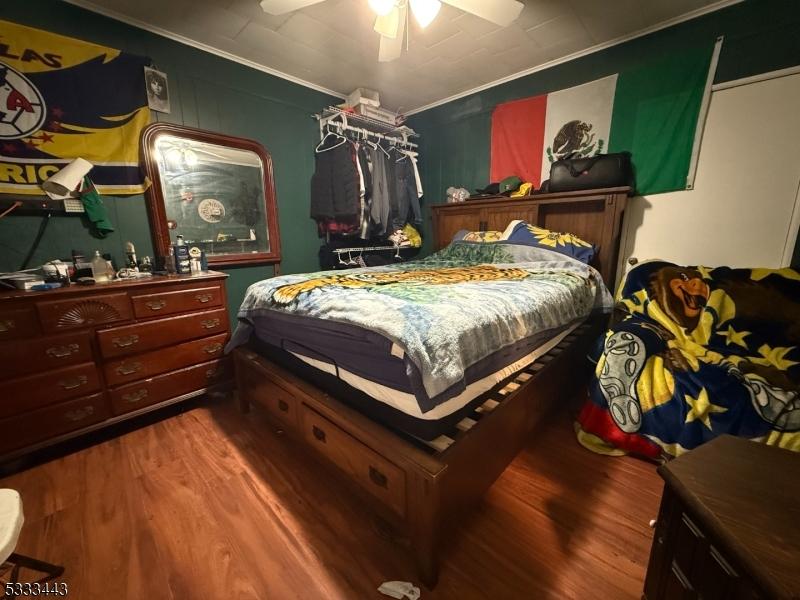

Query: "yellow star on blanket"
left=751, top=268, right=800, bottom=282
left=721, top=326, right=750, bottom=349
left=684, top=388, right=727, bottom=429
left=751, top=344, right=799, bottom=371
left=619, top=288, right=649, bottom=315
left=696, top=265, right=714, bottom=280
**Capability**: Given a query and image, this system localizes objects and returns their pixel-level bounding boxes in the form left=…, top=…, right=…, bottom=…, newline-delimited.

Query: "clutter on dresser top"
left=0, top=238, right=211, bottom=293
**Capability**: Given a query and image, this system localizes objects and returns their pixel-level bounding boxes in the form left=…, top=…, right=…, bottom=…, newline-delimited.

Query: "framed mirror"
left=141, top=123, right=281, bottom=266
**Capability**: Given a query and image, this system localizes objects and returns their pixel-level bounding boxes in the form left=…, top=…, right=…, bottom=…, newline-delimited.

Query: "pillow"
left=452, top=229, right=504, bottom=243
left=502, top=220, right=595, bottom=263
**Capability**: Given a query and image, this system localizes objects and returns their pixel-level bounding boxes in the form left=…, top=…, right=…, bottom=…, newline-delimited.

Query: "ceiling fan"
left=259, top=0, right=524, bottom=62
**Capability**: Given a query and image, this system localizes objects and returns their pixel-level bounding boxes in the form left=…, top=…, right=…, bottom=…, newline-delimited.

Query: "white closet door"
left=619, top=72, right=800, bottom=280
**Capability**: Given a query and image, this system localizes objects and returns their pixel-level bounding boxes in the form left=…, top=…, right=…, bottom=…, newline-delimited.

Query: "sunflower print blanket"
left=576, top=261, right=800, bottom=458
left=229, top=242, right=611, bottom=409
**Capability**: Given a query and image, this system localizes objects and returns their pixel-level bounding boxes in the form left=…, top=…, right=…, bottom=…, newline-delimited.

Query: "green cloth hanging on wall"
left=80, top=176, right=114, bottom=237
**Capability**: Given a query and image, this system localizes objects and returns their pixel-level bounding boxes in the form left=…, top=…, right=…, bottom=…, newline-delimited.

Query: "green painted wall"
left=410, top=0, right=800, bottom=264
left=0, top=0, right=339, bottom=317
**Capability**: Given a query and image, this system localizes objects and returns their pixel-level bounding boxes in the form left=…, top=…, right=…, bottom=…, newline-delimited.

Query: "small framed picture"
left=144, top=66, right=170, bottom=114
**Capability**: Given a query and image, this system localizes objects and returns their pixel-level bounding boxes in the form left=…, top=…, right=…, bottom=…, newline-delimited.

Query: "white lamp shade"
left=368, top=0, right=395, bottom=16
left=409, top=0, right=441, bottom=28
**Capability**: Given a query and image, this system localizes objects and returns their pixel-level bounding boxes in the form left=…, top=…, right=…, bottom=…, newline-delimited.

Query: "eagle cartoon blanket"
left=576, top=261, right=800, bottom=459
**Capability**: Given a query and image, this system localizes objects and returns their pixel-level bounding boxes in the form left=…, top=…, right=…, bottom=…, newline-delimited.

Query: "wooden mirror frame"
left=140, top=123, right=281, bottom=267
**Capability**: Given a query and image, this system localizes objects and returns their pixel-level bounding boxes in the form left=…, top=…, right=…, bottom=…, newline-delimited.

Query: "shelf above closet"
left=315, top=106, right=418, bottom=148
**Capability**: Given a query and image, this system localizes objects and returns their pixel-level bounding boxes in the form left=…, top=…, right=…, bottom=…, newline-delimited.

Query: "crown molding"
left=63, top=0, right=347, bottom=101
left=405, top=0, right=745, bottom=115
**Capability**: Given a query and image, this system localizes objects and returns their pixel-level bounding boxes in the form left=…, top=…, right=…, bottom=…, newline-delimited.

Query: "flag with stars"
left=576, top=260, right=800, bottom=459
left=0, top=19, right=150, bottom=196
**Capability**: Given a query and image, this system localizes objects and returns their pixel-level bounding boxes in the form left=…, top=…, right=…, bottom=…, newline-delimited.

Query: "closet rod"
left=317, top=112, right=418, bottom=149
left=329, top=122, right=418, bottom=149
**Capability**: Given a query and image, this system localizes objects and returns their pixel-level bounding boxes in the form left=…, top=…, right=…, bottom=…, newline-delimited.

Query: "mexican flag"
left=489, top=39, right=722, bottom=195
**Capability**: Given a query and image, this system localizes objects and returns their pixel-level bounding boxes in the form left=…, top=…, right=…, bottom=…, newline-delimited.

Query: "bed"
left=576, top=260, right=800, bottom=460
left=230, top=187, right=628, bottom=587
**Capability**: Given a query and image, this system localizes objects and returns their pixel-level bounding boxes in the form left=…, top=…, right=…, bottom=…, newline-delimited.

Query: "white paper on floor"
left=378, top=580, right=421, bottom=600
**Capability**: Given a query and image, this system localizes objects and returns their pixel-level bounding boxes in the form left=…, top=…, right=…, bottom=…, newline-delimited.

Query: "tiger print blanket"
left=229, top=242, right=612, bottom=409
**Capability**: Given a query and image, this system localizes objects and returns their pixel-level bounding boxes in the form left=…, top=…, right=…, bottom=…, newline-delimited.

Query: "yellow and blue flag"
left=0, top=19, right=150, bottom=196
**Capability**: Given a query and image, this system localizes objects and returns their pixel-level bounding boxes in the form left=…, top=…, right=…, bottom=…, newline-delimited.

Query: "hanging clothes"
left=403, top=150, right=423, bottom=198
left=393, top=150, right=422, bottom=230
left=354, top=142, right=372, bottom=239
left=368, top=145, right=393, bottom=235
left=311, top=137, right=361, bottom=237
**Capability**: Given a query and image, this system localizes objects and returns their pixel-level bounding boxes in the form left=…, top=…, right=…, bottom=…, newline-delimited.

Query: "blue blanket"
left=577, top=261, right=800, bottom=458
left=229, top=242, right=612, bottom=411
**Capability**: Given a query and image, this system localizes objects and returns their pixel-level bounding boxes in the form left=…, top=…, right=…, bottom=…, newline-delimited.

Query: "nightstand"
left=643, top=435, right=799, bottom=600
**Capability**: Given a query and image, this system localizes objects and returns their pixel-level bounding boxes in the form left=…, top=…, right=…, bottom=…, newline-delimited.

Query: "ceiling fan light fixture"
left=374, top=6, right=401, bottom=38
left=368, top=0, right=396, bottom=16
left=409, top=0, right=440, bottom=28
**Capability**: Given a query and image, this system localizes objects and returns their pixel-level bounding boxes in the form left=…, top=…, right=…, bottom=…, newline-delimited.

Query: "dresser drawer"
left=37, top=292, right=132, bottom=332
left=0, top=331, right=92, bottom=378
left=301, top=405, right=406, bottom=517
left=240, top=367, right=298, bottom=429
left=0, top=362, right=102, bottom=419
left=131, top=286, right=223, bottom=318
left=108, top=358, right=232, bottom=415
left=97, top=308, right=228, bottom=359
left=103, top=332, right=228, bottom=386
left=0, top=306, right=40, bottom=341
left=0, top=392, right=108, bottom=455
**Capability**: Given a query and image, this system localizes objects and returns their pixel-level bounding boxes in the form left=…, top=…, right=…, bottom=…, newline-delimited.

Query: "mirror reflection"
left=154, top=135, right=270, bottom=258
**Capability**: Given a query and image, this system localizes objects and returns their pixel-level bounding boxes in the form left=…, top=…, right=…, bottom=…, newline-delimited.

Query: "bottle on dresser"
left=91, top=250, right=110, bottom=282
left=173, top=235, right=191, bottom=274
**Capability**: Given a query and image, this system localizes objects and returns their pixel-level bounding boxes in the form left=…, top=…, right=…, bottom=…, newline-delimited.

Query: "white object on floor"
left=649, top=519, right=657, bottom=528
left=0, top=489, right=24, bottom=564
left=378, top=580, right=421, bottom=600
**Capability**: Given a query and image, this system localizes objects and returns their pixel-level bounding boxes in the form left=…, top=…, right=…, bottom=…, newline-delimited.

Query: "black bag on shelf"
left=548, top=152, right=634, bottom=194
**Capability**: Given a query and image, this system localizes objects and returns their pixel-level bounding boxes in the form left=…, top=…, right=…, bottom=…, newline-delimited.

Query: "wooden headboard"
left=430, top=187, right=629, bottom=287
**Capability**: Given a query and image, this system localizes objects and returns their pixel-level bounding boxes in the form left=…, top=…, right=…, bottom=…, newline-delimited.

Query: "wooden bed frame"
left=233, top=187, right=628, bottom=587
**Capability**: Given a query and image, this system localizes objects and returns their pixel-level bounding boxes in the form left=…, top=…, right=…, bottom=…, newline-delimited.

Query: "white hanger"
left=315, top=125, right=347, bottom=153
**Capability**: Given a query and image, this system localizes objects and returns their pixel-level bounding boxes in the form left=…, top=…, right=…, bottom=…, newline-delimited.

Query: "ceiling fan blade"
left=441, top=0, right=523, bottom=27
left=374, top=6, right=400, bottom=39
left=259, top=0, right=326, bottom=15
left=378, top=5, right=406, bottom=61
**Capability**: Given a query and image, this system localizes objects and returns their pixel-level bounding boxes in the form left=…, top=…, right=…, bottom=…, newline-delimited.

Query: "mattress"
left=248, top=318, right=581, bottom=440
left=228, top=241, right=612, bottom=438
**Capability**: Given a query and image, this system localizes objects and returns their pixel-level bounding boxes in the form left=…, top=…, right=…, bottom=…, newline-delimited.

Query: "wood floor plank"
left=0, top=396, right=661, bottom=599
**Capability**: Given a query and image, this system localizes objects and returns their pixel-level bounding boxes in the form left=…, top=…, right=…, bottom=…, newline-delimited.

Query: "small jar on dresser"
left=0, top=271, right=233, bottom=462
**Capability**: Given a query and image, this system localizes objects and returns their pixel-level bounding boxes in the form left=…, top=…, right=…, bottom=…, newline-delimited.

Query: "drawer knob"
left=112, top=334, right=139, bottom=348
left=277, top=399, right=289, bottom=413
left=312, top=425, right=326, bottom=443
left=115, top=362, right=142, bottom=376
left=122, top=389, right=149, bottom=404
left=59, top=375, right=88, bottom=390
left=369, top=466, right=388, bottom=488
left=195, top=293, right=213, bottom=303
left=46, top=343, right=79, bottom=358
left=202, top=342, right=223, bottom=355
left=145, top=300, right=167, bottom=311
left=206, top=368, right=221, bottom=379
left=0, top=319, right=16, bottom=333
left=200, top=318, right=220, bottom=329
left=64, top=405, right=94, bottom=422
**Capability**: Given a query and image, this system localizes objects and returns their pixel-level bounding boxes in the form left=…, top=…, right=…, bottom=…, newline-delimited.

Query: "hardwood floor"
left=0, top=395, right=662, bottom=599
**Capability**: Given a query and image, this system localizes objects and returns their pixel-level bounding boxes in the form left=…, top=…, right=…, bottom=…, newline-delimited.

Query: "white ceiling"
left=68, top=0, right=737, bottom=113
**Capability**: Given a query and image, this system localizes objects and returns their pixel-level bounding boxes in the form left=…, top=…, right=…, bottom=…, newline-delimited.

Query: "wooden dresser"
left=644, top=436, right=800, bottom=600
left=0, top=271, right=232, bottom=461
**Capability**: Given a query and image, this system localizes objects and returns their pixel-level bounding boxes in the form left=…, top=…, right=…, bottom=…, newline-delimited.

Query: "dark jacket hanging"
left=310, top=141, right=360, bottom=220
